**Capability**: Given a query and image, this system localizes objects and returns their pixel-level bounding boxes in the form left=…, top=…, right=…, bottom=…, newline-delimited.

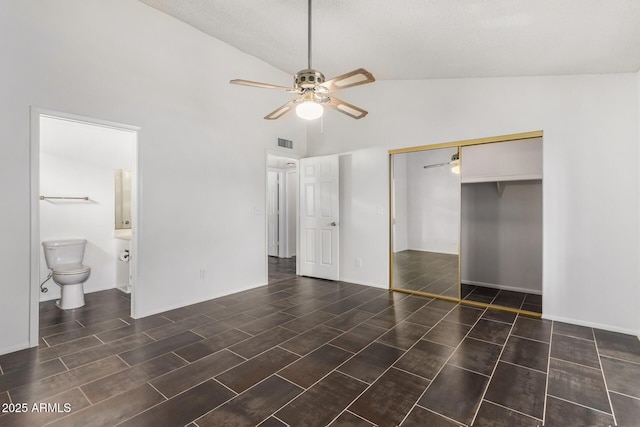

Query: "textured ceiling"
left=138, top=0, right=640, bottom=81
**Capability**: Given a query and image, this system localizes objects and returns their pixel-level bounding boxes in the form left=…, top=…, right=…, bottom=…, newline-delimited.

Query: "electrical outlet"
left=355, top=258, right=363, bottom=268
left=199, top=269, right=206, bottom=279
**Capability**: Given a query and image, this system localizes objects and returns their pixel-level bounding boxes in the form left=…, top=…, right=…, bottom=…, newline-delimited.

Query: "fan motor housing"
left=295, top=69, right=325, bottom=89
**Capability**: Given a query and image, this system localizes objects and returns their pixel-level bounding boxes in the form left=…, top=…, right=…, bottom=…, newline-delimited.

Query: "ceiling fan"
left=230, top=0, right=375, bottom=120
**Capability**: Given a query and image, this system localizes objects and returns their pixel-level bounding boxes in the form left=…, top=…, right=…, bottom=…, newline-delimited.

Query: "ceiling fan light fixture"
left=450, top=153, right=460, bottom=174
left=230, top=0, right=374, bottom=120
left=296, top=100, right=323, bottom=120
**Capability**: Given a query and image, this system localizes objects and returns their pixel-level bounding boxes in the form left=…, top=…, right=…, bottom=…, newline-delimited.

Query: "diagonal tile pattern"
left=0, top=279, right=638, bottom=426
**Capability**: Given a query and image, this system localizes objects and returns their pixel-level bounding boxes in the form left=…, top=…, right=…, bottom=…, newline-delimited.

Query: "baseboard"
left=0, top=340, right=34, bottom=357
left=86, top=285, right=121, bottom=294
left=542, top=313, right=640, bottom=337
left=132, top=282, right=265, bottom=319
left=116, top=284, right=131, bottom=294
left=461, top=280, right=542, bottom=295
left=339, top=277, right=387, bottom=289
left=405, top=248, right=459, bottom=256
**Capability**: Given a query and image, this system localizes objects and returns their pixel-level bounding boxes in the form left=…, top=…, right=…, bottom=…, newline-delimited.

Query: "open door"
left=299, top=155, right=339, bottom=280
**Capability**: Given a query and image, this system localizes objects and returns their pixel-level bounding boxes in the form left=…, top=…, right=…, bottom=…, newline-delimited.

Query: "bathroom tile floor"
left=1, top=278, right=639, bottom=426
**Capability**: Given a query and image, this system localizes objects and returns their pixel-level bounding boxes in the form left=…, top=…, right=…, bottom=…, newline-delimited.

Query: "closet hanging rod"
left=40, top=196, right=89, bottom=201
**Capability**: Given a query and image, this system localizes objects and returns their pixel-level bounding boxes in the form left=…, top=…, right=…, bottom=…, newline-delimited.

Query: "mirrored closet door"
left=390, top=146, right=461, bottom=300
left=390, top=132, right=543, bottom=317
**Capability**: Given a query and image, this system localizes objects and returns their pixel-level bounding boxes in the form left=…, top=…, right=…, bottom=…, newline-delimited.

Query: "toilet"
left=42, top=239, right=91, bottom=309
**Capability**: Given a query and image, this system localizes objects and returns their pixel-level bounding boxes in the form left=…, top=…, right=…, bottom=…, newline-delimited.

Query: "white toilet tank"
left=42, top=239, right=87, bottom=269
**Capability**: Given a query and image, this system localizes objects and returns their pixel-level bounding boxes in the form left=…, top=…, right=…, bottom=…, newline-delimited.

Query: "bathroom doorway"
left=266, top=153, right=299, bottom=284
left=29, top=108, right=140, bottom=346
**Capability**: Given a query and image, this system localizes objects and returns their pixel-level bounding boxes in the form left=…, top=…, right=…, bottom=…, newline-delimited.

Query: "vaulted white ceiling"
left=139, top=0, right=640, bottom=82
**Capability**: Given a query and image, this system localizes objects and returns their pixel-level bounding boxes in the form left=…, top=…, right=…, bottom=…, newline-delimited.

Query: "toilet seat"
left=53, top=263, right=91, bottom=275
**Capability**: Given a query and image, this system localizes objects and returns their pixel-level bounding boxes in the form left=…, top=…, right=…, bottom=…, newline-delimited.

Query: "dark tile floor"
left=461, top=284, right=542, bottom=314
left=1, top=277, right=639, bottom=426
left=268, top=256, right=297, bottom=284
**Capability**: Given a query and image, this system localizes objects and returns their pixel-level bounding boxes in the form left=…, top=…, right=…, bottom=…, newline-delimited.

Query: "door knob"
left=330, top=221, right=337, bottom=226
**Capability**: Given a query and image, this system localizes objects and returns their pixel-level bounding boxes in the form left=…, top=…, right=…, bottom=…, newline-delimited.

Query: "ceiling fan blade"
left=264, top=99, right=298, bottom=120
left=326, top=96, right=368, bottom=119
left=230, top=79, right=294, bottom=91
left=322, top=68, right=375, bottom=92
left=423, top=162, right=451, bottom=169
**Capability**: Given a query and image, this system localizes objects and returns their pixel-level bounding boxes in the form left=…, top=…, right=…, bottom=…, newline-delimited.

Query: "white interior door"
left=267, top=171, right=279, bottom=257
left=299, top=155, right=339, bottom=280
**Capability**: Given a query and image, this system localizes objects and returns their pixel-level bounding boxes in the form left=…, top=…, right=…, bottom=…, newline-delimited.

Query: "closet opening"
left=389, top=131, right=543, bottom=317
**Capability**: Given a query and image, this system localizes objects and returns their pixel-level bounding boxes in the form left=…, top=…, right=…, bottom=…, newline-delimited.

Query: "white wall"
left=39, top=117, right=135, bottom=301
left=461, top=181, right=543, bottom=293
left=392, top=154, right=408, bottom=252
left=308, top=74, right=640, bottom=335
left=339, top=149, right=389, bottom=287
left=0, top=0, right=306, bottom=355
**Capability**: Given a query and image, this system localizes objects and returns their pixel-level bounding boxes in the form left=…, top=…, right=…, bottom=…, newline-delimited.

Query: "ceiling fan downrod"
left=307, top=0, right=312, bottom=70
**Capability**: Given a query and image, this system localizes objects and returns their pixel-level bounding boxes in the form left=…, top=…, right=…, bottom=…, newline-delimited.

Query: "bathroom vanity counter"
left=114, top=229, right=132, bottom=240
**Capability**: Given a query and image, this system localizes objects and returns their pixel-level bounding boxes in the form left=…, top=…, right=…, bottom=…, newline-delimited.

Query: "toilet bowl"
left=42, top=239, right=91, bottom=310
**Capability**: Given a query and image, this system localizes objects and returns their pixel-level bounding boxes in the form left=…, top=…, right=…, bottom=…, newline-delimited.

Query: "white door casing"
left=285, top=169, right=298, bottom=258
left=30, top=108, right=140, bottom=349
left=267, top=170, right=279, bottom=257
left=299, top=155, right=339, bottom=280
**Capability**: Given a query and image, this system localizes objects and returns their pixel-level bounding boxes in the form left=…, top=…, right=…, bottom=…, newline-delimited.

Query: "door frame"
left=266, top=169, right=280, bottom=257
left=29, top=107, right=141, bottom=347
left=265, top=150, right=300, bottom=282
